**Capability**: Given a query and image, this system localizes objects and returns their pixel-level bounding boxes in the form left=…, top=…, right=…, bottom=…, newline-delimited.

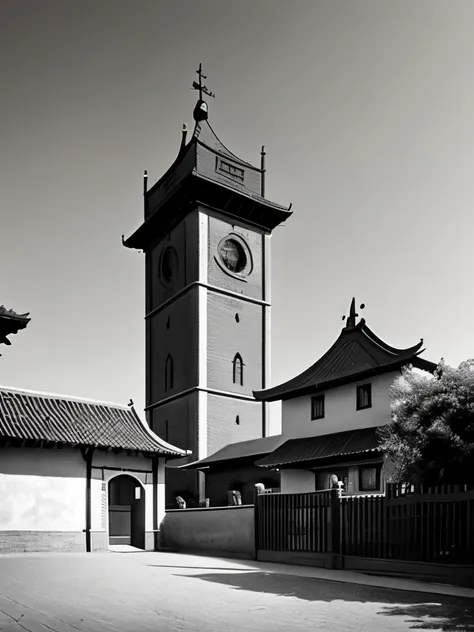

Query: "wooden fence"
left=256, top=489, right=339, bottom=554
left=256, top=483, right=474, bottom=566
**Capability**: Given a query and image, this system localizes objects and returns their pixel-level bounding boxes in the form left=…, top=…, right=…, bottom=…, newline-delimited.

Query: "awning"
left=255, top=427, right=381, bottom=469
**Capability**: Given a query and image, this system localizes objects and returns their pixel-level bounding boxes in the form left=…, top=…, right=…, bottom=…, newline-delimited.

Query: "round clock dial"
left=218, top=238, right=247, bottom=273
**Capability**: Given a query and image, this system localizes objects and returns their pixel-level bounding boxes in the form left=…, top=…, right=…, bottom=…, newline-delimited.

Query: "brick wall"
left=207, top=293, right=263, bottom=395
left=0, top=531, right=85, bottom=553
left=207, top=215, right=264, bottom=300
left=149, top=288, right=199, bottom=403
left=206, top=395, right=263, bottom=456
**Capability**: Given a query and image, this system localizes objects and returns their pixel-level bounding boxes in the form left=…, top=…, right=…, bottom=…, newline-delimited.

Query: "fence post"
left=328, top=488, right=341, bottom=568
left=253, top=485, right=260, bottom=561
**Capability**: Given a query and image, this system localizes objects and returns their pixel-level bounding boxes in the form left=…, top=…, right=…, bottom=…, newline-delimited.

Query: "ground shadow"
left=379, top=603, right=474, bottom=631
left=172, top=571, right=474, bottom=630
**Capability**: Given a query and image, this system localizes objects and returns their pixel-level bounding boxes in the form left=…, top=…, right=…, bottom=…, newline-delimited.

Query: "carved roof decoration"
left=0, top=386, right=190, bottom=457
left=0, top=305, right=30, bottom=350
left=253, top=298, right=437, bottom=402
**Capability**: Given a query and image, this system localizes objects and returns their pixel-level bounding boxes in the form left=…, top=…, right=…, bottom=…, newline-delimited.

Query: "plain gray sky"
left=2, top=1, right=474, bottom=434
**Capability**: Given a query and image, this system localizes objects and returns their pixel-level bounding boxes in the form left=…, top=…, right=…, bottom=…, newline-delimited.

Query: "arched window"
left=165, top=354, right=174, bottom=391
left=232, top=353, right=244, bottom=386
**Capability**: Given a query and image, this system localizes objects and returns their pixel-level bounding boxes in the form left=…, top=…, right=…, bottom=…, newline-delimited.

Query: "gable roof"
left=0, top=386, right=190, bottom=457
left=254, top=299, right=437, bottom=402
left=256, top=427, right=381, bottom=469
left=0, top=306, right=30, bottom=348
left=174, top=434, right=286, bottom=470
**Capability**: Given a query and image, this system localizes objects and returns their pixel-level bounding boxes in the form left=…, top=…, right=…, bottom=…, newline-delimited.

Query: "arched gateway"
left=108, top=474, right=145, bottom=549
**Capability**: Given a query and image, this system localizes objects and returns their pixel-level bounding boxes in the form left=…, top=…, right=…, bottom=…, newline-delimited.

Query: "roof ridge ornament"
left=342, top=298, right=365, bottom=329
left=192, top=63, right=215, bottom=122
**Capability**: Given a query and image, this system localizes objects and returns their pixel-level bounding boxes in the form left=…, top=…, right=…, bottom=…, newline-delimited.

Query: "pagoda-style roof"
left=0, top=305, right=30, bottom=350
left=0, top=386, right=191, bottom=457
left=124, top=73, right=292, bottom=250
left=254, top=298, right=437, bottom=403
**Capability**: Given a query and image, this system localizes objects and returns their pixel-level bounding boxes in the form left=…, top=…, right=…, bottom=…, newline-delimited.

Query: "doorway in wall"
left=108, top=474, right=145, bottom=549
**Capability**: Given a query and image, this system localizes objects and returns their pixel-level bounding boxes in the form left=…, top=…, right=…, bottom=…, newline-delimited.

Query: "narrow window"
left=165, top=354, right=174, bottom=391
left=311, top=394, right=325, bottom=420
left=165, top=420, right=169, bottom=442
left=235, top=415, right=240, bottom=425
left=232, top=353, right=244, bottom=386
left=356, top=383, right=372, bottom=410
left=359, top=465, right=381, bottom=492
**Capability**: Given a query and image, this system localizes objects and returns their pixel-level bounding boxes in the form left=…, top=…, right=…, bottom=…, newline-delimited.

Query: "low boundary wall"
left=160, top=505, right=255, bottom=560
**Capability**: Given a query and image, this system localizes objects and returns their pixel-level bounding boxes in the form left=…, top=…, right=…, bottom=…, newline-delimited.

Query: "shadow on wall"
left=169, top=571, right=474, bottom=629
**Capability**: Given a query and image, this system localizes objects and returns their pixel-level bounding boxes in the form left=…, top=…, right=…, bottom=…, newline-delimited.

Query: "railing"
left=256, top=484, right=474, bottom=565
left=385, top=483, right=474, bottom=564
left=256, top=489, right=339, bottom=553
left=341, top=494, right=386, bottom=558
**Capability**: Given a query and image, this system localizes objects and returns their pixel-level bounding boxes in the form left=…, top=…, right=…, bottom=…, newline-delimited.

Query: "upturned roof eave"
left=253, top=323, right=436, bottom=403
left=123, top=172, right=292, bottom=249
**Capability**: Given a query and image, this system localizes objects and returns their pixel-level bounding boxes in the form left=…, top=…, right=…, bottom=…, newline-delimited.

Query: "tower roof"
left=124, top=66, right=292, bottom=250
left=253, top=298, right=437, bottom=402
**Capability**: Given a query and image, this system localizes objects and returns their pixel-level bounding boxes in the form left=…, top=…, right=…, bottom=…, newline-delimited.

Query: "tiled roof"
left=254, top=300, right=436, bottom=402
left=256, top=427, right=381, bottom=469
left=0, top=386, right=189, bottom=457
left=175, top=435, right=286, bottom=470
left=0, top=306, right=30, bottom=346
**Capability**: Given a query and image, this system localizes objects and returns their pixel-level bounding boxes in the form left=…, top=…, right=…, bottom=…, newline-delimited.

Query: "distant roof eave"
left=254, top=353, right=437, bottom=402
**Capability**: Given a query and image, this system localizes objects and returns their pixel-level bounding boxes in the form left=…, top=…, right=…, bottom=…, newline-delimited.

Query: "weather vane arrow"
left=192, top=63, right=215, bottom=100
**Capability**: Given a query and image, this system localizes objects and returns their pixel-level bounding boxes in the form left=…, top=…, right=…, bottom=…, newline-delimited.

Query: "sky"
left=2, top=1, right=474, bottom=435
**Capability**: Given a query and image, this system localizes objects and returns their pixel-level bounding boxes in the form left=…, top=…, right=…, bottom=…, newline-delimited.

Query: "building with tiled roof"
left=175, top=435, right=285, bottom=505
left=182, top=298, right=437, bottom=500
left=251, top=298, right=437, bottom=495
left=0, top=386, right=190, bottom=554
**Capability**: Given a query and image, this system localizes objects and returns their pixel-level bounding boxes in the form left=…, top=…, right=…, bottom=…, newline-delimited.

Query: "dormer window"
left=311, top=395, right=325, bottom=420
left=356, top=383, right=372, bottom=410
left=232, top=353, right=244, bottom=386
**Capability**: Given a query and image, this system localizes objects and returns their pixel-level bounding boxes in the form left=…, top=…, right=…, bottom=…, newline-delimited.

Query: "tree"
left=377, top=360, right=474, bottom=485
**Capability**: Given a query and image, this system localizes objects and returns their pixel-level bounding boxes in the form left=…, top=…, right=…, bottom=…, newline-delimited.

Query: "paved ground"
left=0, top=551, right=473, bottom=632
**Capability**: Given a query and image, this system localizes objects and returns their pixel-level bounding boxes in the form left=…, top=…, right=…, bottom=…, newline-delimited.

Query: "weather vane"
left=192, top=63, right=215, bottom=101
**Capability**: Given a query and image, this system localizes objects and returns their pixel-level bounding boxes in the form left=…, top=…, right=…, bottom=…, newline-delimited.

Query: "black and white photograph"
left=1, top=1, right=473, bottom=630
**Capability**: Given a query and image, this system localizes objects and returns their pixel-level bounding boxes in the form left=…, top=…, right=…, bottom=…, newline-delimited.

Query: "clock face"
left=218, top=238, right=247, bottom=274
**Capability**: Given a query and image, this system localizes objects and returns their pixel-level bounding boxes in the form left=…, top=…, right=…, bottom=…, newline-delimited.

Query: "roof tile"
left=0, top=387, right=188, bottom=456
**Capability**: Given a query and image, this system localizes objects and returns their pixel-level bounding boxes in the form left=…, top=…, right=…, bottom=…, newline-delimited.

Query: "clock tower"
left=124, top=67, right=292, bottom=506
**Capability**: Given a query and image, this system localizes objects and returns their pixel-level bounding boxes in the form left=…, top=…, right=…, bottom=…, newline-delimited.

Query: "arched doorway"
left=108, top=475, right=145, bottom=549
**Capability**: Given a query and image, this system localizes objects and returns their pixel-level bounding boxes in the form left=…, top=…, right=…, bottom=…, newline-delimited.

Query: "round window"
left=218, top=238, right=247, bottom=274
left=160, top=247, right=178, bottom=285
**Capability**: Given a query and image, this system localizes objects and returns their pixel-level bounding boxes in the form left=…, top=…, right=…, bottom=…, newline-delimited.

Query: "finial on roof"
left=192, top=63, right=215, bottom=122
left=342, top=298, right=365, bottom=329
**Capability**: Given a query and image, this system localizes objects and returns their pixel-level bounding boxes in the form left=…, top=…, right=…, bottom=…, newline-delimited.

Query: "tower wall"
left=151, top=393, right=199, bottom=507
left=206, top=395, right=262, bottom=457
left=148, top=210, right=199, bottom=312
left=207, top=293, right=263, bottom=395
left=207, top=214, right=264, bottom=300
left=149, top=289, right=199, bottom=404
